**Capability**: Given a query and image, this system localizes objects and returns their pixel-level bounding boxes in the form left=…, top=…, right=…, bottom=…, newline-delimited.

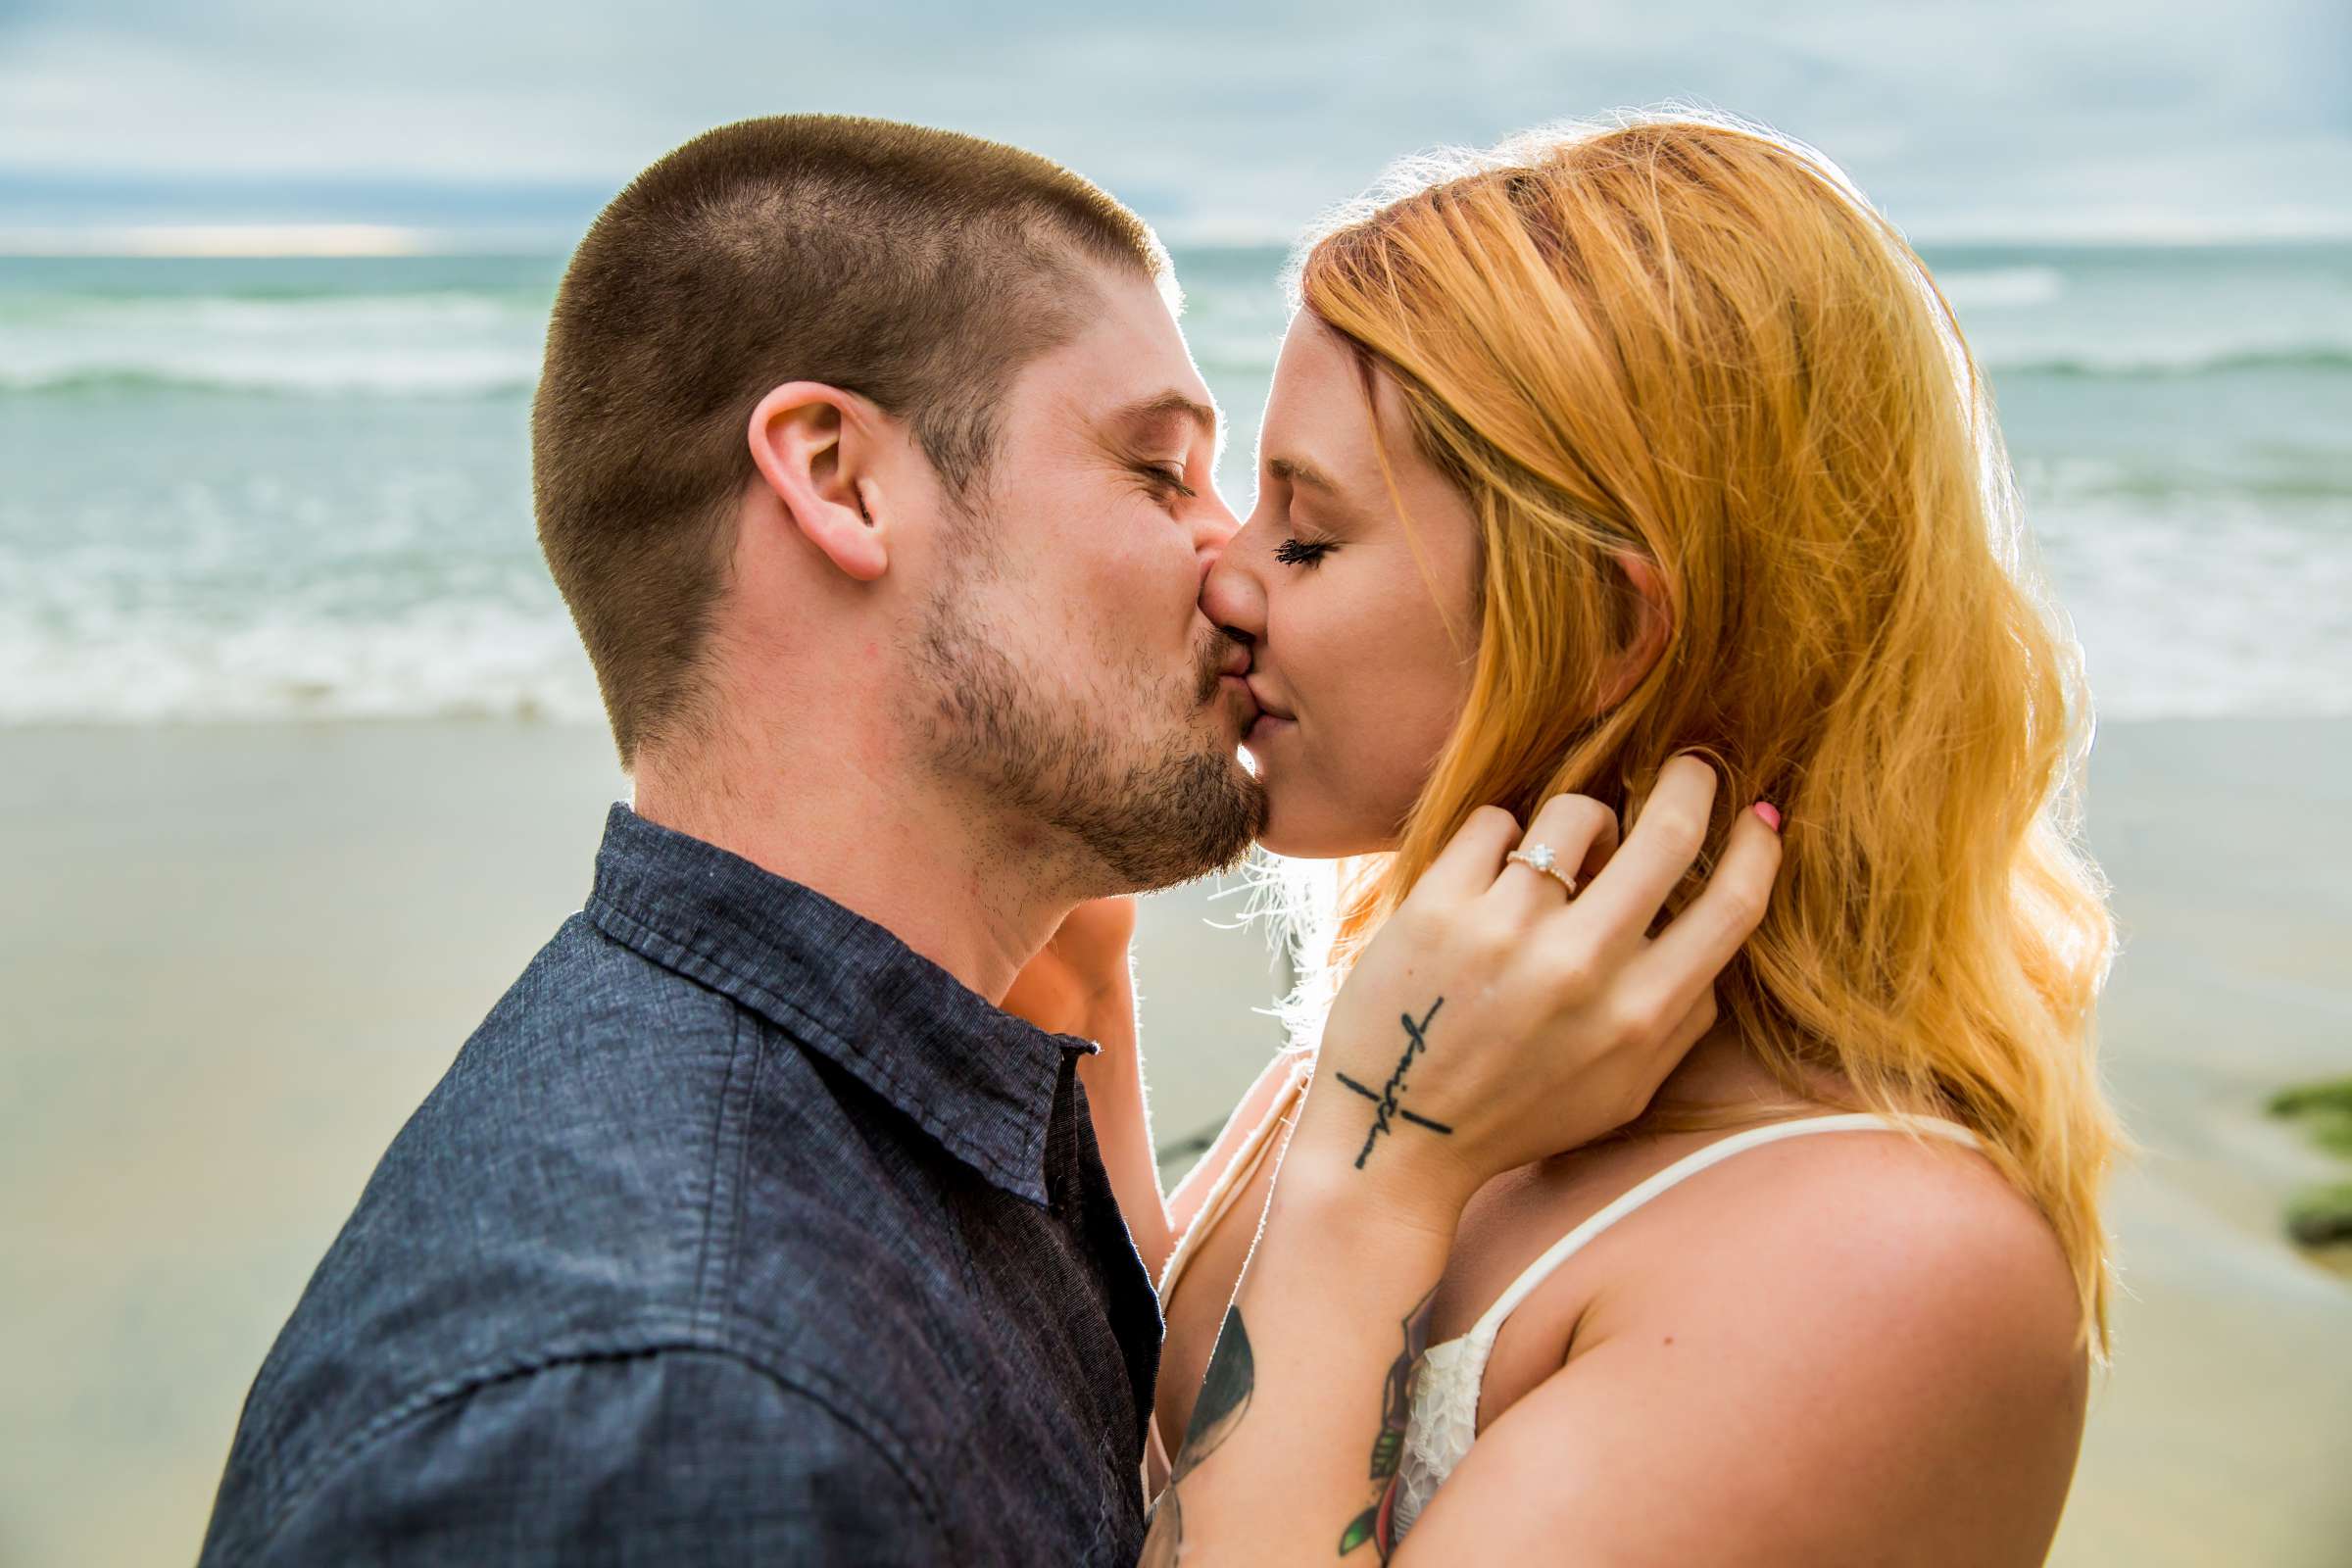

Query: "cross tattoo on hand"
left=1340, top=999, right=1453, bottom=1169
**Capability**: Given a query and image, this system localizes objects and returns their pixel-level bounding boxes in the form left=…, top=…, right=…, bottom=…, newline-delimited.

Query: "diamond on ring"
left=1505, top=842, right=1579, bottom=897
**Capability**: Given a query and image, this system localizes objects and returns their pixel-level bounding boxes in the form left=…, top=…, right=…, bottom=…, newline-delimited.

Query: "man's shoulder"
left=215, top=912, right=956, bottom=1536
left=283, top=901, right=936, bottom=1319
left=362, top=911, right=760, bottom=1284
left=462, top=906, right=739, bottom=1072
left=201, top=1337, right=948, bottom=1565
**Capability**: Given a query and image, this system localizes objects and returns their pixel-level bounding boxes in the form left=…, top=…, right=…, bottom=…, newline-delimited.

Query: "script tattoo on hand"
left=1339, top=999, right=1452, bottom=1169
left=1339, top=1286, right=1439, bottom=1558
left=1141, top=1304, right=1255, bottom=1567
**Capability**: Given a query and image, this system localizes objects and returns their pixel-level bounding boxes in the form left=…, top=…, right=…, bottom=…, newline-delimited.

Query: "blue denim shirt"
left=198, top=803, right=1162, bottom=1565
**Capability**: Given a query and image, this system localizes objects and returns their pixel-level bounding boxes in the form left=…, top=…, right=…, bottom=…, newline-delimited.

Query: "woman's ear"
left=746, top=382, right=889, bottom=582
left=1596, top=550, right=1671, bottom=710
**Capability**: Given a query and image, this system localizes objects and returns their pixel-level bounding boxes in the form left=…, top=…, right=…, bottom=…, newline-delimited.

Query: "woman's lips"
left=1242, top=678, right=1294, bottom=749
left=1244, top=709, right=1294, bottom=746
left=1244, top=678, right=1294, bottom=724
left=1242, top=676, right=1298, bottom=747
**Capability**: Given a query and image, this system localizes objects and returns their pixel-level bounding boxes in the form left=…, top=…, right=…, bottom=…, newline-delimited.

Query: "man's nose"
left=1191, top=485, right=1243, bottom=566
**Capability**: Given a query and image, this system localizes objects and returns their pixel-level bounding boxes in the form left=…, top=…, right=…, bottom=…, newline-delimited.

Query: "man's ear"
left=746, top=382, right=890, bottom=583
left=1595, top=550, right=1672, bottom=711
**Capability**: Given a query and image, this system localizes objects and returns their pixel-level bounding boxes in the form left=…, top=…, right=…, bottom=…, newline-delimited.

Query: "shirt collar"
left=582, top=802, right=1096, bottom=1206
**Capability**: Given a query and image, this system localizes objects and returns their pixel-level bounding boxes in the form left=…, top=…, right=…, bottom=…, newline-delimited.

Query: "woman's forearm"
left=1143, top=1142, right=1460, bottom=1564
left=1151, top=1055, right=1301, bottom=1475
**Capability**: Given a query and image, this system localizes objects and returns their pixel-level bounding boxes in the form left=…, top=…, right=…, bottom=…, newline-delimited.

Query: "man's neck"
left=628, top=740, right=1085, bottom=1006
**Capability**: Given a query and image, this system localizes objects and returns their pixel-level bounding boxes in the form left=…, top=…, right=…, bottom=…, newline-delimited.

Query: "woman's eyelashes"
left=1272, top=535, right=1335, bottom=568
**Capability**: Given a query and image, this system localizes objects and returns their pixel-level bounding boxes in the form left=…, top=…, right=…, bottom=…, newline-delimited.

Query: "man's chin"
left=1230, top=770, right=1274, bottom=856
left=1132, top=743, right=1267, bottom=888
left=1182, top=760, right=1269, bottom=875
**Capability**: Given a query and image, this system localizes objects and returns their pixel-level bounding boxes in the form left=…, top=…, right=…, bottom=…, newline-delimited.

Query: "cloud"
left=2, top=0, right=2346, bottom=239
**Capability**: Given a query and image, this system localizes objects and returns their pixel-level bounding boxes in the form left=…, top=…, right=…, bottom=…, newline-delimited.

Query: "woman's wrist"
left=1277, top=1098, right=1479, bottom=1244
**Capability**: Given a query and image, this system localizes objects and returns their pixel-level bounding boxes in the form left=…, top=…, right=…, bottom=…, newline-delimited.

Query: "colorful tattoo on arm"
left=1345, top=999, right=1452, bottom=1169
left=1339, top=1286, right=1439, bottom=1559
left=1141, top=1304, right=1256, bottom=1567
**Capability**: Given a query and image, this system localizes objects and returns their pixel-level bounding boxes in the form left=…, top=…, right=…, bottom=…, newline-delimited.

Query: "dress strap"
left=1155, top=1054, right=1311, bottom=1303
left=1466, top=1112, right=1981, bottom=1345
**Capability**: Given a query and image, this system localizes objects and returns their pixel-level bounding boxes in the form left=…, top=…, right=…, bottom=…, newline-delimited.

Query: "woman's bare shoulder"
left=1400, top=1125, right=2091, bottom=1566
left=1594, top=1118, right=2090, bottom=1414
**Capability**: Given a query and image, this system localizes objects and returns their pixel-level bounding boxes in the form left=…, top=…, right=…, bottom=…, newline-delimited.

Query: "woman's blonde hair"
left=1268, top=109, right=2124, bottom=1352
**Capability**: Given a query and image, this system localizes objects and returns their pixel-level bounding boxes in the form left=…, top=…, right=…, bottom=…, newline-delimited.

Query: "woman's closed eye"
left=1272, top=536, right=1336, bottom=568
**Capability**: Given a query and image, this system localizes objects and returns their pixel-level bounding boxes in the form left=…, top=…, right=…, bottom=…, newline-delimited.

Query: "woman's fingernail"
left=1752, top=801, right=1782, bottom=833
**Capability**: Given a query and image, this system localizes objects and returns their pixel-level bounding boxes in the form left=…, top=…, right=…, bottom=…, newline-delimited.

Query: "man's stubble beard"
left=907, top=545, right=1267, bottom=897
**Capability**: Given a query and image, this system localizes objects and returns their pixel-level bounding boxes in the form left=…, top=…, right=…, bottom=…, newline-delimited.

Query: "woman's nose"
left=1199, top=518, right=1268, bottom=644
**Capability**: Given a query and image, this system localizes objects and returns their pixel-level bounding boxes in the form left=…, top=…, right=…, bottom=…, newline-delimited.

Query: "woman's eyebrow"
left=1267, top=455, right=1344, bottom=498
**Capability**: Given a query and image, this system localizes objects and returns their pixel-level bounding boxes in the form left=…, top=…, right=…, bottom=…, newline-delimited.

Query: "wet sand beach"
left=0, top=715, right=2344, bottom=1565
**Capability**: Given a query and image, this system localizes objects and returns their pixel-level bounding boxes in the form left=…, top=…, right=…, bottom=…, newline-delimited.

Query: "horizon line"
left=6, top=215, right=2352, bottom=260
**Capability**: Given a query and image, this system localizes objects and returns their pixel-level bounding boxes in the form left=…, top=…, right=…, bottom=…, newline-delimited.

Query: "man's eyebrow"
left=1103, top=390, right=1222, bottom=462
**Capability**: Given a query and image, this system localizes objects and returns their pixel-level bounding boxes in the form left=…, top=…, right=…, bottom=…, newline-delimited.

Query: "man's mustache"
left=1193, top=629, right=1251, bottom=707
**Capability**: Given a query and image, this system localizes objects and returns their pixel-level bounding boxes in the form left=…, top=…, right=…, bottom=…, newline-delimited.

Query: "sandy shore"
left=0, top=716, right=2344, bottom=1565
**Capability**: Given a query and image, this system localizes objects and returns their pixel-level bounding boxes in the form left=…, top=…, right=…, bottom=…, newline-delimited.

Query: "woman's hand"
left=1141, top=757, right=1785, bottom=1564
left=1002, top=896, right=1139, bottom=1039
left=1293, top=754, right=1784, bottom=1223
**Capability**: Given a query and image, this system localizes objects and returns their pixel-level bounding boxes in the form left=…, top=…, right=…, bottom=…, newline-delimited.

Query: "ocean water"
left=2, top=242, right=2347, bottom=725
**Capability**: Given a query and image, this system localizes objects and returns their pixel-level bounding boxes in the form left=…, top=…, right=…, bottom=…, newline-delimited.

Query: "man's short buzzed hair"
left=531, top=114, right=1169, bottom=766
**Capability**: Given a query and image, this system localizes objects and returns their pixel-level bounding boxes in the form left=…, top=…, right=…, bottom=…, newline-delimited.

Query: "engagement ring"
left=1505, top=842, right=1579, bottom=897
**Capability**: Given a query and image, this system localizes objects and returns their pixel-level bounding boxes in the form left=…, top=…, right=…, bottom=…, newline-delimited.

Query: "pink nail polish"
left=1752, top=801, right=1782, bottom=833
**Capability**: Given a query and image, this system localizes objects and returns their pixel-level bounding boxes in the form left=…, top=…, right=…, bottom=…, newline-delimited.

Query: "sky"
left=3, top=0, right=2349, bottom=251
